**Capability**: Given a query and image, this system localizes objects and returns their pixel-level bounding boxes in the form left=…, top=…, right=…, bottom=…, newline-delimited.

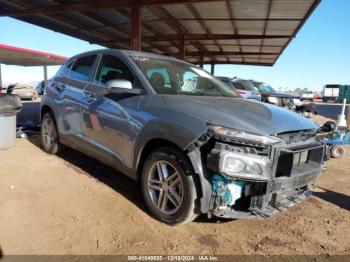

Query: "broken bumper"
left=212, top=167, right=322, bottom=219
left=213, top=189, right=310, bottom=219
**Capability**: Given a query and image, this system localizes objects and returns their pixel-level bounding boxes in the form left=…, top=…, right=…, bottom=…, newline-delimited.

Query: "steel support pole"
left=199, top=56, right=204, bottom=68
left=43, top=65, right=48, bottom=89
left=179, top=34, right=185, bottom=60
left=0, top=63, right=2, bottom=90
left=210, top=63, right=215, bottom=75
left=131, top=5, right=141, bottom=51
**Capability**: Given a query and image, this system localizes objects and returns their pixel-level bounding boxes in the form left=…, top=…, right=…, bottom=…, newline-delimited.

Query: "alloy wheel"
left=147, top=160, right=184, bottom=215
left=42, top=116, right=56, bottom=148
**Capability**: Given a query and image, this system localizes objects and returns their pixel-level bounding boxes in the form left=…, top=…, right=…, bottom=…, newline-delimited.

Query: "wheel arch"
left=40, top=104, right=54, bottom=121
left=136, top=138, right=184, bottom=177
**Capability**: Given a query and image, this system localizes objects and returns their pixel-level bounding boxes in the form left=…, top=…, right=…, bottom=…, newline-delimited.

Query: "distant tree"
left=294, top=87, right=302, bottom=94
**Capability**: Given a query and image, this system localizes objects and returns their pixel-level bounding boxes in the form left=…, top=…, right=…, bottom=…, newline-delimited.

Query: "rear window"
left=69, top=55, right=96, bottom=82
left=233, top=81, right=254, bottom=90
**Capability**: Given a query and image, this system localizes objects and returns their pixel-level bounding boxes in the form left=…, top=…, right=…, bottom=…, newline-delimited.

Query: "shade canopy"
left=0, top=0, right=321, bottom=66
left=0, top=44, right=67, bottom=66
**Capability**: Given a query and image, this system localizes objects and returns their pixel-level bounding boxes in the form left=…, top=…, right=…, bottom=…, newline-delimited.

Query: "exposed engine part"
left=211, top=173, right=244, bottom=210
left=319, top=121, right=337, bottom=132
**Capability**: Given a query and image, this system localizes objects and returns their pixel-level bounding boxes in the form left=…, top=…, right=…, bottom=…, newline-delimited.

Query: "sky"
left=0, top=0, right=349, bottom=91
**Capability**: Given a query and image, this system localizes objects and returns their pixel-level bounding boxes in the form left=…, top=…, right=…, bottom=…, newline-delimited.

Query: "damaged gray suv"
left=40, top=49, right=325, bottom=225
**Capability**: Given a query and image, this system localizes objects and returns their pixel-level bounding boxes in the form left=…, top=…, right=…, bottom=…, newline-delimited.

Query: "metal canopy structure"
left=0, top=43, right=67, bottom=66
left=0, top=0, right=320, bottom=67
left=0, top=43, right=67, bottom=88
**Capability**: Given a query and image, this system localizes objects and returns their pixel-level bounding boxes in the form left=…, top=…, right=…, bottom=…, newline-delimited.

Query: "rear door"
left=81, top=53, right=143, bottom=169
left=54, top=54, right=97, bottom=145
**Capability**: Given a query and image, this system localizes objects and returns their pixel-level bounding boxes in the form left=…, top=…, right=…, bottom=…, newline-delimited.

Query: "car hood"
left=162, top=95, right=317, bottom=136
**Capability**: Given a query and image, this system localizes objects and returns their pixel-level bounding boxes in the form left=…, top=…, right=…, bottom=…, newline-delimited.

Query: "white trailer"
left=323, top=84, right=340, bottom=102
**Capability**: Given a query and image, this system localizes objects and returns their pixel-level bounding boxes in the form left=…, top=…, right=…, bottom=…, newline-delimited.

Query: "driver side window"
left=95, top=55, right=134, bottom=86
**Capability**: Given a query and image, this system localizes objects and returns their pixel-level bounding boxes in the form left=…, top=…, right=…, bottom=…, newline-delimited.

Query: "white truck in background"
left=323, top=84, right=340, bottom=102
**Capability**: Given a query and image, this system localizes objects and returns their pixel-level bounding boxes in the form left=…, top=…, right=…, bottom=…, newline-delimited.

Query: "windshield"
left=254, top=83, right=276, bottom=92
left=131, top=56, right=237, bottom=97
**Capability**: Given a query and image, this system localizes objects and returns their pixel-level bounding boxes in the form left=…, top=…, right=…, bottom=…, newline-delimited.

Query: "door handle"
left=56, top=83, right=66, bottom=91
left=84, top=91, right=97, bottom=102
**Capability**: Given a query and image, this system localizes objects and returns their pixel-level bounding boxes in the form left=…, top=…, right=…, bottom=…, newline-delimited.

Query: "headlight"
left=210, top=125, right=281, bottom=146
left=219, top=151, right=269, bottom=180
left=267, top=96, right=278, bottom=104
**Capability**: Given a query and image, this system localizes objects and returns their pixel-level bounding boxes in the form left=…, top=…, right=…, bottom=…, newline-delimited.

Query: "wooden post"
left=131, top=5, right=141, bottom=51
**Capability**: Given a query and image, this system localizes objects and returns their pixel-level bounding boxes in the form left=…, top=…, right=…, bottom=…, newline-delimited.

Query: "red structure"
left=0, top=44, right=67, bottom=89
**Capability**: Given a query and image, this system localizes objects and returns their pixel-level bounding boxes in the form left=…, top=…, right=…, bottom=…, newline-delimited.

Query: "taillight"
left=237, top=91, right=247, bottom=95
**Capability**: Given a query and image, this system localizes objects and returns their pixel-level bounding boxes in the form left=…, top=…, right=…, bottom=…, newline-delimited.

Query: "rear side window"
left=69, top=55, right=96, bottom=82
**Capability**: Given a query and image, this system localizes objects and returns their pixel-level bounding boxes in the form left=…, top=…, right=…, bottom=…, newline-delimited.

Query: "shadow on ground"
left=27, top=134, right=147, bottom=213
left=26, top=133, right=232, bottom=224
left=313, top=187, right=350, bottom=212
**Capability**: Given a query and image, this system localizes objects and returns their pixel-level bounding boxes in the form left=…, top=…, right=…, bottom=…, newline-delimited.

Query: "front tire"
left=41, top=112, right=64, bottom=154
left=141, top=147, right=198, bottom=225
left=330, top=145, right=344, bottom=159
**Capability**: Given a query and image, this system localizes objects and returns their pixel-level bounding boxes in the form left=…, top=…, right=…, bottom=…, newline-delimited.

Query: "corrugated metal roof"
left=0, top=0, right=321, bottom=66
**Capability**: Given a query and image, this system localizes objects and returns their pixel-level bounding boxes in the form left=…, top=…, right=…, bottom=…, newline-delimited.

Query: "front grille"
left=275, top=143, right=324, bottom=177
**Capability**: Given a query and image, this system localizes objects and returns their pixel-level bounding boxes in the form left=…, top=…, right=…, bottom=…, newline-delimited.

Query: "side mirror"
left=105, top=79, right=143, bottom=95
left=106, top=79, right=132, bottom=90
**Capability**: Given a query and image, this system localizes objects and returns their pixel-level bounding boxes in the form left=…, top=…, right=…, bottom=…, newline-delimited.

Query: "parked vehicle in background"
left=216, top=77, right=260, bottom=101
left=216, top=76, right=238, bottom=92
left=36, top=81, right=46, bottom=95
left=313, top=93, right=322, bottom=100
left=40, top=49, right=325, bottom=225
left=251, top=81, right=296, bottom=109
left=0, top=85, right=7, bottom=94
left=300, top=91, right=314, bottom=101
left=231, top=79, right=261, bottom=101
left=323, top=84, right=340, bottom=102
left=7, top=83, right=38, bottom=101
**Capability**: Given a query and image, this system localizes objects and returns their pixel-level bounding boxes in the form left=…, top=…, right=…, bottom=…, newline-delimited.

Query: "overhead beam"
left=5, top=0, right=130, bottom=49
left=142, top=34, right=290, bottom=42
left=115, top=8, right=174, bottom=54
left=0, top=0, right=222, bottom=17
left=147, top=6, right=187, bottom=33
left=170, top=51, right=279, bottom=57
left=190, top=60, right=273, bottom=66
left=259, top=0, right=273, bottom=63
left=81, top=11, right=129, bottom=36
left=185, top=3, right=220, bottom=60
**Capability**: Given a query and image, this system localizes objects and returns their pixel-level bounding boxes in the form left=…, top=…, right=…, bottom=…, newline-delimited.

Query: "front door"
left=82, top=54, right=143, bottom=170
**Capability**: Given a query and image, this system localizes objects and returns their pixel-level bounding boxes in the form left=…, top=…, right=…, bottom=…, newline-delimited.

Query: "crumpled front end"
left=188, top=126, right=325, bottom=219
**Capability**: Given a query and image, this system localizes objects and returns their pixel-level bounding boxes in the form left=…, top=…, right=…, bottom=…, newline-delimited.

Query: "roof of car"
left=69, top=48, right=197, bottom=66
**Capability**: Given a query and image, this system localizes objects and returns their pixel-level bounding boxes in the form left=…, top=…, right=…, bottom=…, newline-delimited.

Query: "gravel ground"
left=0, top=116, right=349, bottom=255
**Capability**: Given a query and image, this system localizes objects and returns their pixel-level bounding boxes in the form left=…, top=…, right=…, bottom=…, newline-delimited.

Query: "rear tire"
left=41, top=112, right=64, bottom=154
left=141, top=147, right=198, bottom=225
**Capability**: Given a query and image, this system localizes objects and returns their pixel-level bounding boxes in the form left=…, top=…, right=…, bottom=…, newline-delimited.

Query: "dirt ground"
left=0, top=116, right=349, bottom=255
